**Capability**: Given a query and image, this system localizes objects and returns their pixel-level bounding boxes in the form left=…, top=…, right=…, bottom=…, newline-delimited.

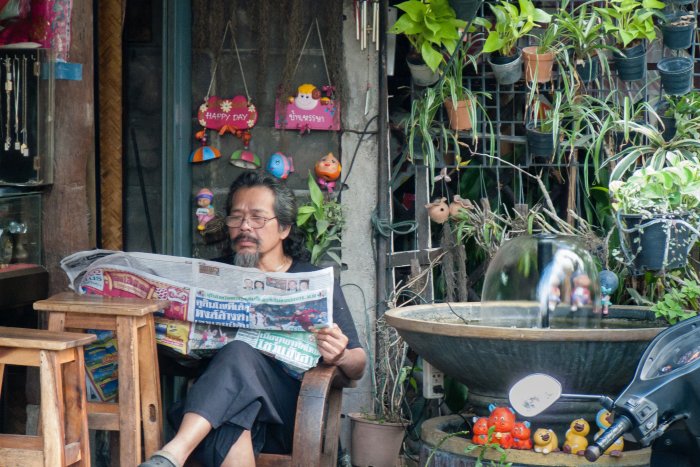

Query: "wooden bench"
left=34, top=292, right=170, bottom=466
left=0, top=326, right=96, bottom=466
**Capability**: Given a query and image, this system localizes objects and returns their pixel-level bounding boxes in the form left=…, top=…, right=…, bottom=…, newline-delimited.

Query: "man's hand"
left=313, top=324, right=348, bottom=365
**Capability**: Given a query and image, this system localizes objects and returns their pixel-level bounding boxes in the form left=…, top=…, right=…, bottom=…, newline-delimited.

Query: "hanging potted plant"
left=657, top=91, right=700, bottom=141
left=657, top=55, right=694, bottom=96
left=556, top=1, right=613, bottom=84
left=389, top=0, right=467, bottom=86
left=481, top=0, right=552, bottom=85
left=661, top=11, right=696, bottom=50
left=595, top=0, right=666, bottom=81
left=609, top=154, right=700, bottom=274
left=522, top=16, right=561, bottom=84
left=526, top=90, right=562, bottom=163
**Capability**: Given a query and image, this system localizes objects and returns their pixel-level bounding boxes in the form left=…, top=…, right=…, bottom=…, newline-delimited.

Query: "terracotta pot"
left=444, top=99, right=473, bottom=131
left=522, top=45, right=555, bottom=83
left=349, top=413, right=405, bottom=467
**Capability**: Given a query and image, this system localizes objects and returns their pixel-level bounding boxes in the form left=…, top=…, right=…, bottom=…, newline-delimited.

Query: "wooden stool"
left=0, top=325, right=96, bottom=466
left=34, top=292, right=170, bottom=466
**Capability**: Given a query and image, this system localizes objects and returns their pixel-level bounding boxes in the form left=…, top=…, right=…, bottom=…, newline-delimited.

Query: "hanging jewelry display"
left=275, top=19, right=341, bottom=132
left=191, top=20, right=258, bottom=164
left=0, top=49, right=50, bottom=185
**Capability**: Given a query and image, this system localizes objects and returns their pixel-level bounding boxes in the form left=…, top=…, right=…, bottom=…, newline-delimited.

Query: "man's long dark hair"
left=226, top=171, right=310, bottom=262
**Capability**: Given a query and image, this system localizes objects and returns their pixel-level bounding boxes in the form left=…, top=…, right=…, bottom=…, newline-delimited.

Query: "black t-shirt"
left=288, top=261, right=362, bottom=350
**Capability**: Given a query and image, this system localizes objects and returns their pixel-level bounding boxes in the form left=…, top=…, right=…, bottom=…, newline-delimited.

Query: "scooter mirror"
left=509, top=373, right=562, bottom=417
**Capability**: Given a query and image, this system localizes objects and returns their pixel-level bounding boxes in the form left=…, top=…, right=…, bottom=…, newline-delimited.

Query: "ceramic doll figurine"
left=511, top=421, right=533, bottom=450
left=425, top=198, right=450, bottom=224
left=599, top=270, right=619, bottom=316
left=195, top=188, right=215, bottom=231
left=563, top=418, right=590, bottom=455
left=548, top=284, right=561, bottom=312
left=314, top=152, right=342, bottom=192
left=533, top=428, right=559, bottom=454
left=471, top=417, right=489, bottom=445
left=594, top=409, right=624, bottom=456
left=570, top=273, right=592, bottom=312
left=487, top=405, right=516, bottom=449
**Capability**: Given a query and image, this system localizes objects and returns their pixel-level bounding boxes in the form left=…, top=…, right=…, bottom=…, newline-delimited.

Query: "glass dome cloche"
left=479, top=234, right=601, bottom=328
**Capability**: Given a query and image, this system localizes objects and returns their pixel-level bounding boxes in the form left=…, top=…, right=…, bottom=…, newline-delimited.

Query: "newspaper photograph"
left=61, top=250, right=330, bottom=372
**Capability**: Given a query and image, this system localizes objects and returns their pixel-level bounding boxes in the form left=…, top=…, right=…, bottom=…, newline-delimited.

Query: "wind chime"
left=354, top=0, right=379, bottom=51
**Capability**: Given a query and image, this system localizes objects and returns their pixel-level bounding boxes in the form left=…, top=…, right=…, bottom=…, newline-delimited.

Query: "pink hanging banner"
left=198, top=95, right=258, bottom=132
left=275, top=83, right=340, bottom=132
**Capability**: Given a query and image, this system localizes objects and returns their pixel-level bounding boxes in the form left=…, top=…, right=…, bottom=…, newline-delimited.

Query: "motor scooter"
left=509, top=314, right=700, bottom=466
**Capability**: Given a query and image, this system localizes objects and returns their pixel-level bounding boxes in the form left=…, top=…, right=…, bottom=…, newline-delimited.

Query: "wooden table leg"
left=64, top=347, right=91, bottom=466
left=116, top=316, right=141, bottom=466
left=40, top=350, right=66, bottom=467
left=138, top=316, right=163, bottom=457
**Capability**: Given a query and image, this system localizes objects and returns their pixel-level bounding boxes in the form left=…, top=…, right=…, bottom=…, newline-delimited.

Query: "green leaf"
left=308, top=173, right=324, bottom=207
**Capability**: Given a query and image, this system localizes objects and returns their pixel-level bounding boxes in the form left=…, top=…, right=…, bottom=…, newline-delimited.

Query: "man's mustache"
left=233, top=234, right=259, bottom=245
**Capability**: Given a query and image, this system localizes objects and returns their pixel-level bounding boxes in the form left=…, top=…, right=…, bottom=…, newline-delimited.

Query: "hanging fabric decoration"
left=275, top=19, right=340, bottom=132
left=190, top=20, right=257, bottom=163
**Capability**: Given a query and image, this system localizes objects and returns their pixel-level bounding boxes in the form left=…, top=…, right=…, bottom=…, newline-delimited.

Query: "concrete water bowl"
left=385, top=302, right=665, bottom=432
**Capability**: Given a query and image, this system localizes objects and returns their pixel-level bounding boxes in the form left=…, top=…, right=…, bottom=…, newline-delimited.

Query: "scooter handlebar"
left=585, top=415, right=633, bottom=462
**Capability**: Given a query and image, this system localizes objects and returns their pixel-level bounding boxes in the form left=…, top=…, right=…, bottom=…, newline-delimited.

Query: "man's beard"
left=232, top=234, right=260, bottom=268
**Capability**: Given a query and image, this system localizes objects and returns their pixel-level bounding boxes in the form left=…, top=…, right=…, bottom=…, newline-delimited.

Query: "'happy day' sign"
left=198, top=95, right=258, bottom=131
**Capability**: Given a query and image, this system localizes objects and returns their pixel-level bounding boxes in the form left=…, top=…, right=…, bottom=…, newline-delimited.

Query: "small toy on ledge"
left=471, top=416, right=489, bottom=445
left=594, top=409, right=624, bottom=456
left=487, top=405, right=516, bottom=449
left=266, top=152, right=294, bottom=180
left=511, top=421, right=532, bottom=450
left=563, top=418, right=590, bottom=455
left=314, top=152, right=342, bottom=193
left=570, top=272, right=592, bottom=312
left=533, top=428, right=559, bottom=454
left=599, top=270, right=619, bottom=316
left=195, top=188, right=215, bottom=232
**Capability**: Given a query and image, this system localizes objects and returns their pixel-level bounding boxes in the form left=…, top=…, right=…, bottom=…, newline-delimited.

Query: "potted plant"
left=522, top=15, right=561, bottom=83
left=595, top=0, right=666, bottom=81
left=526, top=90, right=562, bottom=162
left=661, top=11, right=695, bottom=50
left=481, top=0, right=552, bottom=85
left=296, top=173, right=344, bottom=266
left=349, top=316, right=410, bottom=467
left=657, top=55, right=694, bottom=96
left=657, top=91, right=700, bottom=141
left=390, top=0, right=467, bottom=85
left=609, top=154, right=700, bottom=273
left=556, top=1, right=613, bottom=84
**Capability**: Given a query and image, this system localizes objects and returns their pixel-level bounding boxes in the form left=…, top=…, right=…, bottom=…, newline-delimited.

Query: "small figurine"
left=189, top=130, right=221, bottom=163
left=487, top=404, right=516, bottom=449
left=533, top=428, right=559, bottom=454
left=548, top=284, right=561, bottom=312
left=570, top=273, right=592, bottom=312
left=266, top=152, right=294, bottom=179
left=314, top=152, right=342, bottom=192
left=425, top=198, right=450, bottom=224
left=599, top=270, right=619, bottom=316
left=511, top=421, right=533, bottom=450
left=449, top=195, right=473, bottom=219
left=290, top=83, right=321, bottom=110
left=195, top=188, right=215, bottom=231
left=563, top=418, right=590, bottom=455
left=472, top=417, right=489, bottom=445
left=594, top=409, right=624, bottom=456
left=230, top=149, right=261, bottom=169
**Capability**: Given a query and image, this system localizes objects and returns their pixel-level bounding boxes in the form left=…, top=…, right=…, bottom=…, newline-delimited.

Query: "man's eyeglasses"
left=225, top=215, right=278, bottom=229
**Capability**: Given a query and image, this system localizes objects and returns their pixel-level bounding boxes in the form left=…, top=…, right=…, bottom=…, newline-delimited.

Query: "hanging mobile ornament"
left=13, top=57, right=19, bottom=150
left=195, top=20, right=257, bottom=163
left=189, top=129, right=221, bottom=163
left=20, top=56, right=28, bottom=157
left=315, top=152, right=342, bottom=193
left=4, top=57, right=12, bottom=151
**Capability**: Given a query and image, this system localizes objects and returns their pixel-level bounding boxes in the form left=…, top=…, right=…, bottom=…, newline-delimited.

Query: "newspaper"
left=61, top=250, right=335, bottom=373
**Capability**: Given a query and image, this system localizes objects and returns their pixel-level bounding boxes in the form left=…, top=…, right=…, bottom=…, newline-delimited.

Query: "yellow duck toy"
left=533, top=428, right=559, bottom=454
left=594, top=409, right=624, bottom=457
left=563, top=418, right=590, bottom=455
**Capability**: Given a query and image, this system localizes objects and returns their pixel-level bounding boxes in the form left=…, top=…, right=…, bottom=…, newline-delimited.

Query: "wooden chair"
left=0, top=326, right=96, bottom=466
left=256, top=363, right=353, bottom=467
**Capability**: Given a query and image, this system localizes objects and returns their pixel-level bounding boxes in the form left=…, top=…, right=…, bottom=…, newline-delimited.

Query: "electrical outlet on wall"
left=422, top=359, right=444, bottom=399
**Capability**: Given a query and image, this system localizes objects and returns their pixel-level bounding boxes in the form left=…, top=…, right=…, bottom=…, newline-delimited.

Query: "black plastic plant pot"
left=614, top=43, right=646, bottom=81
left=526, top=123, right=557, bottom=162
left=622, top=214, right=694, bottom=274
left=450, top=0, right=482, bottom=23
left=488, top=52, right=523, bottom=85
left=661, top=14, right=695, bottom=50
left=660, top=113, right=677, bottom=140
left=658, top=56, right=693, bottom=96
left=576, top=57, right=599, bottom=83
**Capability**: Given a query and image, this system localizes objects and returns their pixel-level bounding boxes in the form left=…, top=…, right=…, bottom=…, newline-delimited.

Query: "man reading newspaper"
left=141, top=172, right=366, bottom=467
